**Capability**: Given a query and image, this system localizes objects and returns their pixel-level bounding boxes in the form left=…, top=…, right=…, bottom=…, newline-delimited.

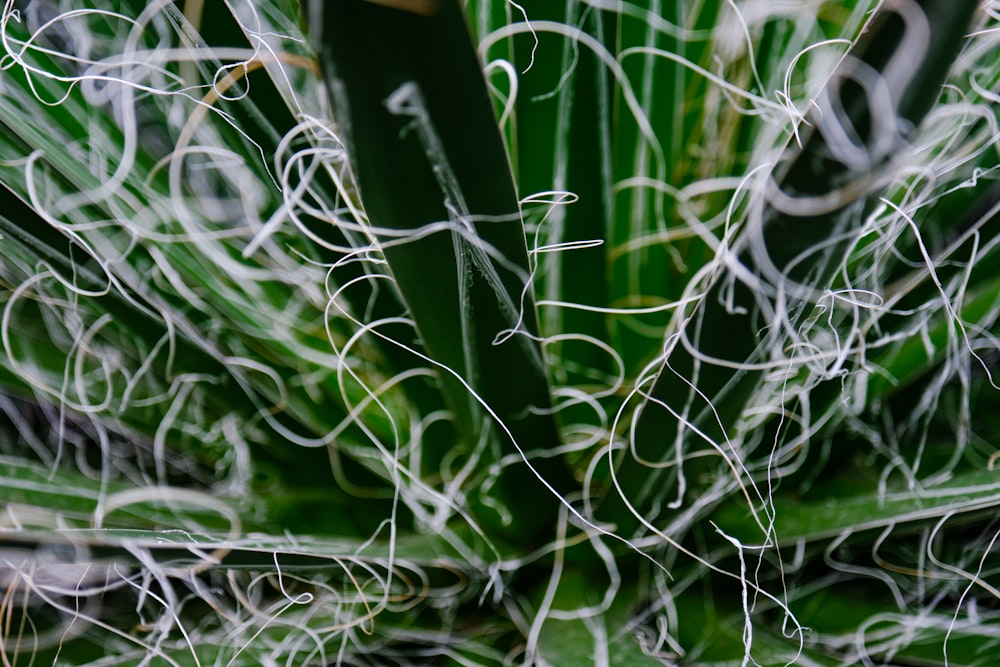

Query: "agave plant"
left=0, top=0, right=999, bottom=664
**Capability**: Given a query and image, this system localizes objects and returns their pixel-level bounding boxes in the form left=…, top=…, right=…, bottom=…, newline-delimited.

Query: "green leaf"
left=788, top=580, right=1000, bottom=667
left=533, top=575, right=666, bottom=666
left=603, top=0, right=981, bottom=535
left=308, top=0, right=575, bottom=543
left=0, top=5, right=401, bottom=494
left=867, top=181, right=1000, bottom=400
left=712, top=467, right=1000, bottom=546
left=499, top=2, right=617, bottom=381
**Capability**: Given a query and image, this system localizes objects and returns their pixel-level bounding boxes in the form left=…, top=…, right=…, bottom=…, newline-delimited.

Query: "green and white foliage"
left=0, top=0, right=998, bottom=665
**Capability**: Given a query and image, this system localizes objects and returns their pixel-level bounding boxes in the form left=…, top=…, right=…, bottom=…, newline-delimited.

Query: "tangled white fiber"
left=0, top=0, right=998, bottom=665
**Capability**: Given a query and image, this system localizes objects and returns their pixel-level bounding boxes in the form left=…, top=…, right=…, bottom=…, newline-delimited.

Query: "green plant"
left=0, top=0, right=999, bottom=664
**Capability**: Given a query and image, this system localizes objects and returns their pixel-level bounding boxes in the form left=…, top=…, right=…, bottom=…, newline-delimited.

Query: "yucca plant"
left=1, top=0, right=999, bottom=664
